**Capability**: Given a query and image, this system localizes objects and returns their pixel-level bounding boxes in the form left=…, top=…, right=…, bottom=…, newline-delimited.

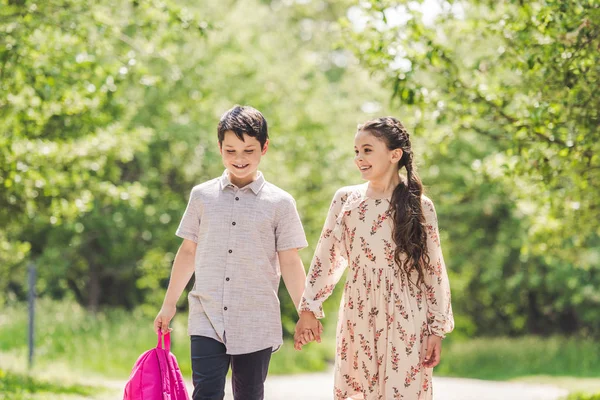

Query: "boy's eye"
left=226, top=150, right=235, bottom=154
left=244, top=150, right=254, bottom=154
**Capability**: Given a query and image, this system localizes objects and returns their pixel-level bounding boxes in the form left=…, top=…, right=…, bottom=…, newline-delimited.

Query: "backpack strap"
left=156, top=331, right=172, bottom=400
left=156, top=330, right=171, bottom=352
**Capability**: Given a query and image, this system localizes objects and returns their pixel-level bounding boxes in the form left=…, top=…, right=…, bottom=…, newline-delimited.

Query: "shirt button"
left=226, top=277, right=230, bottom=281
left=235, top=197, right=240, bottom=201
left=232, top=222, right=236, bottom=226
left=228, top=249, right=232, bottom=254
left=224, top=307, right=228, bottom=311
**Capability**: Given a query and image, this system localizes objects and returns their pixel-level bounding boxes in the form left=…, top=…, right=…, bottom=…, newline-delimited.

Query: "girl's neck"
left=367, top=171, right=401, bottom=199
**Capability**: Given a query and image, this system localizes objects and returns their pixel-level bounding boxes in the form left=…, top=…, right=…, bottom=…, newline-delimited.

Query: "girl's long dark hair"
left=358, top=117, right=429, bottom=286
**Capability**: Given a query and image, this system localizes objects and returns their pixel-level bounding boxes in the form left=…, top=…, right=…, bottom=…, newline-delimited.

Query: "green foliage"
left=0, top=0, right=390, bottom=324
left=343, top=0, right=600, bottom=335
left=436, top=335, right=600, bottom=380
left=2, top=0, right=599, bottom=342
left=0, top=368, right=97, bottom=399
left=567, top=394, right=600, bottom=400
left=0, top=299, right=334, bottom=378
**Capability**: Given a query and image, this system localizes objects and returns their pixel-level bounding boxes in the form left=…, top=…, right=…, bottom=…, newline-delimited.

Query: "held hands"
left=154, top=304, right=176, bottom=334
left=422, top=334, right=443, bottom=368
left=293, top=311, right=323, bottom=350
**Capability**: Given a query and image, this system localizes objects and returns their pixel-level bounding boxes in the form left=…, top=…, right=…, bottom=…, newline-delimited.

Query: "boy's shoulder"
left=259, top=180, right=296, bottom=205
left=188, top=176, right=221, bottom=198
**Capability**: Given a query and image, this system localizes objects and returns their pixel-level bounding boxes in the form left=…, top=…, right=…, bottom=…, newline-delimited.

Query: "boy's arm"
left=154, top=239, right=196, bottom=333
left=278, top=248, right=307, bottom=312
left=279, top=249, right=323, bottom=345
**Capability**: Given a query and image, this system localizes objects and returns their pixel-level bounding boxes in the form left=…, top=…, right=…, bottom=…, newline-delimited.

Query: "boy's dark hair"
left=217, top=105, right=269, bottom=149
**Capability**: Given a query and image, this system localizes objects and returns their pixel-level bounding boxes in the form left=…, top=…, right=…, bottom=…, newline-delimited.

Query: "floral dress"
left=299, top=184, right=454, bottom=400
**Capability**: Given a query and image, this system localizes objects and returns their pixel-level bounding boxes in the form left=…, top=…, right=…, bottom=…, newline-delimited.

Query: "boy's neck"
left=227, top=170, right=259, bottom=188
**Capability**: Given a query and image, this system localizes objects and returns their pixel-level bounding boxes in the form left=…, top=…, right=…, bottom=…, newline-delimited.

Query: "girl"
left=295, top=117, right=454, bottom=400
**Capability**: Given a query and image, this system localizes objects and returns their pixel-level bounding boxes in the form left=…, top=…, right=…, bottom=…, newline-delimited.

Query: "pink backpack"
left=123, top=331, right=190, bottom=400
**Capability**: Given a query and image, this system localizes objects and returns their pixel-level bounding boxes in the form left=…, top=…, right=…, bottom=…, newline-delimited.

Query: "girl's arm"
left=298, top=188, right=349, bottom=319
left=421, top=197, right=454, bottom=339
left=154, top=239, right=196, bottom=333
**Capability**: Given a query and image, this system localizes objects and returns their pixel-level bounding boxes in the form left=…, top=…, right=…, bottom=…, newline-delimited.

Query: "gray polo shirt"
left=176, top=170, right=308, bottom=355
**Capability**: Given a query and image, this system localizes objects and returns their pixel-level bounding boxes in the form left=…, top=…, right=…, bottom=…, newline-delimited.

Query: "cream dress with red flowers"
left=300, top=184, right=454, bottom=400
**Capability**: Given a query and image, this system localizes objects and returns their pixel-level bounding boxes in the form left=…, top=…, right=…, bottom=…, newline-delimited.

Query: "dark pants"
left=190, top=335, right=272, bottom=400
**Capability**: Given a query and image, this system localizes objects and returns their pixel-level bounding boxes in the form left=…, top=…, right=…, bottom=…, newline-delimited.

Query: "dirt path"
left=187, top=370, right=569, bottom=400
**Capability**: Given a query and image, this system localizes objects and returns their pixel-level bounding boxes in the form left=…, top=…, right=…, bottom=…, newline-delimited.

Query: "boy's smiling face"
left=219, top=130, right=268, bottom=188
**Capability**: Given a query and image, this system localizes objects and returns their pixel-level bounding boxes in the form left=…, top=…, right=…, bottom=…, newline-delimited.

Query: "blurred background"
left=1, top=0, right=598, bottom=399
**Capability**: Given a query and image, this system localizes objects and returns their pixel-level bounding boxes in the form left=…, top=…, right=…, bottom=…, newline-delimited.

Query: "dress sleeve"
left=422, top=197, right=454, bottom=338
left=298, top=188, right=349, bottom=318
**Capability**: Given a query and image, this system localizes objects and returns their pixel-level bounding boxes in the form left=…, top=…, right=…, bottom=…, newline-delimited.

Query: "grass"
left=2, top=299, right=600, bottom=398
left=435, top=335, right=600, bottom=381
left=0, top=367, right=102, bottom=400
left=0, top=298, right=336, bottom=380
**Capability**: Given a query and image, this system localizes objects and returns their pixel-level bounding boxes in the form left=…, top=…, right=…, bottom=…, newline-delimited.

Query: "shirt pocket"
left=252, top=208, right=278, bottom=273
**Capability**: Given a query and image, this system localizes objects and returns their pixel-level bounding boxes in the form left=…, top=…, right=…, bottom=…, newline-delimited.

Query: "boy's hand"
left=423, top=335, right=443, bottom=368
left=154, top=304, right=176, bottom=334
left=293, top=311, right=323, bottom=350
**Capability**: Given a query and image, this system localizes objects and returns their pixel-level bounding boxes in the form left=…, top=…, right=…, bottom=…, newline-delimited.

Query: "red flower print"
left=391, top=345, right=400, bottom=372
left=358, top=201, right=368, bottom=222
left=358, top=298, right=365, bottom=319
left=345, top=226, right=356, bottom=252
left=383, top=239, right=395, bottom=268
left=359, top=334, right=372, bottom=361
left=370, top=211, right=390, bottom=235
left=314, top=284, right=335, bottom=300
left=394, top=292, right=410, bottom=320
left=406, top=334, right=417, bottom=356
left=308, top=257, right=322, bottom=286
left=404, top=365, right=420, bottom=388
left=339, top=337, right=348, bottom=361
left=393, top=387, right=405, bottom=399
left=368, top=307, right=379, bottom=329
left=360, top=237, right=377, bottom=262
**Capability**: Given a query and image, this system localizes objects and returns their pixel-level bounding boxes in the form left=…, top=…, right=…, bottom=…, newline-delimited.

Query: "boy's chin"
left=227, top=166, right=258, bottom=178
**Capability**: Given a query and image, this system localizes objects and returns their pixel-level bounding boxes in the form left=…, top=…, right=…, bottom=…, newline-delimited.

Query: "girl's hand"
left=154, top=304, right=176, bottom=334
left=293, top=311, right=323, bottom=350
left=423, top=335, right=443, bottom=368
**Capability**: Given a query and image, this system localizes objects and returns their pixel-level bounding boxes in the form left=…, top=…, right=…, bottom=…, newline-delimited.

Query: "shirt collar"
left=219, top=170, right=266, bottom=195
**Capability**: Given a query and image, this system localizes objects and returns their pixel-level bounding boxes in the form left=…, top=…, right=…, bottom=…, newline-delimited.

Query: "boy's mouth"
left=232, top=163, right=250, bottom=170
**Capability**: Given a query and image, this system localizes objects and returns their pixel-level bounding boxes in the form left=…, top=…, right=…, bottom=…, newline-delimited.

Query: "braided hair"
left=358, top=117, right=429, bottom=286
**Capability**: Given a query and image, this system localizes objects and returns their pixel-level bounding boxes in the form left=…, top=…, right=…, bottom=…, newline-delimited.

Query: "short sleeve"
left=275, top=197, right=308, bottom=252
left=175, top=189, right=200, bottom=243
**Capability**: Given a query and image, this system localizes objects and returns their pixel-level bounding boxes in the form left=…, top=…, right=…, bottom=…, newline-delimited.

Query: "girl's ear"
left=391, top=148, right=403, bottom=164
left=261, top=139, right=269, bottom=155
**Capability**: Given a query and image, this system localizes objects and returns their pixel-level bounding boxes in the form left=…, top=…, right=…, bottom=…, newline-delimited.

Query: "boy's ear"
left=218, top=141, right=223, bottom=154
left=261, top=139, right=269, bottom=155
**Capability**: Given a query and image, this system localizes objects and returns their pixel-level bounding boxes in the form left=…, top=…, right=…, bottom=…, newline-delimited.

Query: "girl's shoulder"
left=333, top=183, right=368, bottom=203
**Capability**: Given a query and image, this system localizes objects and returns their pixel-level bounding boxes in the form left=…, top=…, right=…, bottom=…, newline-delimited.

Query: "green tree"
left=341, top=0, right=600, bottom=334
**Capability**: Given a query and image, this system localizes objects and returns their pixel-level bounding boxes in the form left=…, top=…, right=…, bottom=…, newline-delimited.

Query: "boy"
left=154, top=105, right=319, bottom=400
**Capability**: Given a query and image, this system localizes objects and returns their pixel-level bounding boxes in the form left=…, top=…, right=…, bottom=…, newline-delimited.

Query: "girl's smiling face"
left=354, top=129, right=402, bottom=182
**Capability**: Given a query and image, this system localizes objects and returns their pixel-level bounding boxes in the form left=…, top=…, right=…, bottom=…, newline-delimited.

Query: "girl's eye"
left=354, top=150, right=359, bottom=155
left=364, top=149, right=371, bottom=153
